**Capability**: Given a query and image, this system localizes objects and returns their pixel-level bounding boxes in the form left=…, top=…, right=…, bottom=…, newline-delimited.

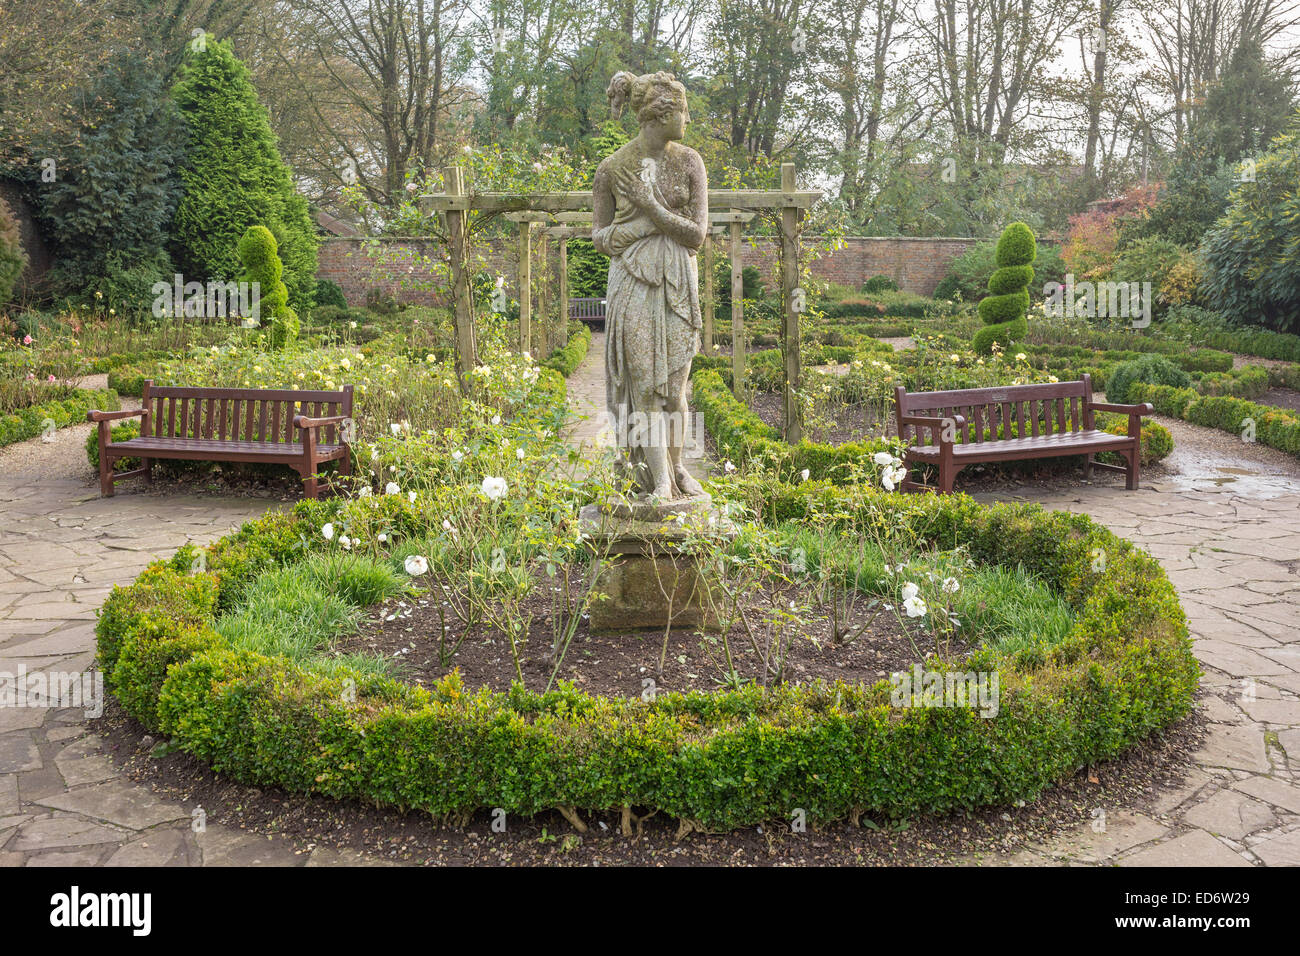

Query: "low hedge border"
left=0, top=387, right=120, bottom=448
left=691, top=366, right=896, bottom=482
left=541, top=323, right=592, bottom=377
left=1130, top=382, right=1300, bottom=457
left=96, top=481, right=1197, bottom=829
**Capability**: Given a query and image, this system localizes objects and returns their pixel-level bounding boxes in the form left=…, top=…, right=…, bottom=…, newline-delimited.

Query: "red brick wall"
left=316, top=235, right=1037, bottom=306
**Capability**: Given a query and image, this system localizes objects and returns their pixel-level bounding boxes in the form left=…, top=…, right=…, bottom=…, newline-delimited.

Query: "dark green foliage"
left=974, top=222, right=1036, bottom=354
left=566, top=238, right=607, bottom=298
left=37, top=50, right=181, bottom=313
left=1, top=388, right=119, bottom=448
left=0, top=196, right=24, bottom=308
left=541, top=322, right=591, bottom=376
left=313, top=279, right=348, bottom=310
left=1121, top=149, right=1237, bottom=249
left=938, top=235, right=1064, bottom=305
left=862, top=274, right=899, bottom=293
left=238, top=225, right=298, bottom=349
left=1200, top=115, right=1300, bottom=333
left=1164, top=305, right=1300, bottom=361
left=1105, top=355, right=1192, bottom=404
left=1196, top=40, right=1297, bottom=166
left=170, top=37, right=318, bottom=313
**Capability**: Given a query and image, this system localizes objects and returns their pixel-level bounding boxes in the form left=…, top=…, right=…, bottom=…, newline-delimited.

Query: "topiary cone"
left=238, top=225, right=298, bottom=349
left=973, top=221, right=1036, bottom=354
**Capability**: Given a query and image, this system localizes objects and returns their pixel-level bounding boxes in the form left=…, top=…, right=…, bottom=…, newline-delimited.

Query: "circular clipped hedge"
left=95, top=484, right=1197, bottom=830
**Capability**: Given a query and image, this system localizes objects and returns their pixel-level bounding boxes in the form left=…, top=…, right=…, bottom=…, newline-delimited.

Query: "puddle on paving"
left=1159, top=461, right=1300, bottom=498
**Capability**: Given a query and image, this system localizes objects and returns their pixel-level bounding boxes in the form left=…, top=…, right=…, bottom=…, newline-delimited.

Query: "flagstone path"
left=1, top=342, right=1297, bottom=866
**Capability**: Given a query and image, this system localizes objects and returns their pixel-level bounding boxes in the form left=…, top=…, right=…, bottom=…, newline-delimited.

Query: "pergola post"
left=780, top=163, right=803, bottom=443
left=729, top=215, right=745, bottom=396
left=441, top=166, right=478, bottom=391
left=537, top=231, right=550, bottom=357
left=558, top=236, right=569, bottom=353
left=517, top=220, right=533, bottom=354
left=702, top=229, right=715, bottom=353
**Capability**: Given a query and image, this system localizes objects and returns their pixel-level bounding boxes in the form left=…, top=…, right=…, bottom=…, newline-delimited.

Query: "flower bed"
left=96, top=477, right=1196, bottom=829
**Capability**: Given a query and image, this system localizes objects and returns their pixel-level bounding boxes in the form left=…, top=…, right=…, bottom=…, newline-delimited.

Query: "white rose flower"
left=942, top=577, right=960, bottom=594
left=385, top=482, right=401, bottom=495
left=873, top=451, right=895, bottom=466
left=321, top=523, right=335, bottom=540
left=357, top=486, right=372, bottom=498
left=481, top=475, right=508, bottom=501
left=404, top=555, right=429, bottom=576
left=724, top=460, right=735, bottom=473
left=408, top=491, right=417, bottom=503
left=903, top=595, right=928, bottom=618
left=901, top=581, right=920, bottom=603
left=800, top=468, right=810, bottom=481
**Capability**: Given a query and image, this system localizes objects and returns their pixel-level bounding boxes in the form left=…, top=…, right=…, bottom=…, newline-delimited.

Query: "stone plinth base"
left=579, top=497, right=733, bottom=633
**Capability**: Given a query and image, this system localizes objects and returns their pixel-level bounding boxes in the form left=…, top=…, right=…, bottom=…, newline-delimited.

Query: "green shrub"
left=0, top=195, right=27, bottom=308
left=1105, top=355, right=1192, bottom=404
left=170, top=37, right=318, bottom=313
left=85, top=419, right=141, bottom=470
left=541, top=323, right=592, bottom=377
left=862, top=274, right=899, bottom=294
left=238, top=225, right=298, bottom=349
left=1200, top=117, right=1300, bottom=333
left=314, top=279, right=348, bottom=310
left=974, top=223, right=1035, bottom=354
left=0, top=388, right=120, bottom=448
left=107, top=366, right=148, bottom=397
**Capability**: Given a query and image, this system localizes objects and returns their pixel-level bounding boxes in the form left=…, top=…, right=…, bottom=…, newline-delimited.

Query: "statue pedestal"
left=579, top=494, right=734, bottom=633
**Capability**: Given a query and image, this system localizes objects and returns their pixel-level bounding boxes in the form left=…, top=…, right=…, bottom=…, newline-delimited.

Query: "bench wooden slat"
left=896, top=374, right=1144, bottom=494
left=94, top=383, right=353, bottom=501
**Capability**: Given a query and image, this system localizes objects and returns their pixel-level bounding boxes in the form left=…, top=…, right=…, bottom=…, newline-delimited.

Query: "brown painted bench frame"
left=88, top=381, right=353, bottom=499
left=894, top=374, right=1153, bottom=493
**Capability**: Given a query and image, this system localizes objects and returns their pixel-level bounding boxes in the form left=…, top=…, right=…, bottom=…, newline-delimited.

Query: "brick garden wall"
left=316, top=235, right=993, bottom=307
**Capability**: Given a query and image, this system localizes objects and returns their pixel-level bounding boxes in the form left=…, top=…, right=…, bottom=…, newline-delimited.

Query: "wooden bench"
left=894, top=375, right=1153, bottom=493
left=88, top=381, right=353, bottom=499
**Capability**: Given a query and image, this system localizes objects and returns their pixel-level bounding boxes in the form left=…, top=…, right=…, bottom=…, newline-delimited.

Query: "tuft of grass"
left=301, top=551, right=408, bottom=608
left=215, top=552, right=405, bottom=676
left=775, top=523, right=1073, bottom=657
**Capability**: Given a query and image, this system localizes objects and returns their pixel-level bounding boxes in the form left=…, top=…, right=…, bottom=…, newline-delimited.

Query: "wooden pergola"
left=423, top=163, right=820, bottom=441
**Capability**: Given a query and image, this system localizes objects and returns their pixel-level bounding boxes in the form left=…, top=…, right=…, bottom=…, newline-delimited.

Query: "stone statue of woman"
left=592, top=71, right=708, bottom=503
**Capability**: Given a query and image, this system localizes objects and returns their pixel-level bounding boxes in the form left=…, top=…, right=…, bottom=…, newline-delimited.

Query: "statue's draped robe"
left=594, top=181, right=701, bottom=493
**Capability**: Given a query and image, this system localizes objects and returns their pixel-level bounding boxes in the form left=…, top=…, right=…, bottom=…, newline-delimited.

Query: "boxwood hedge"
left=96, top=479, right=1197, bottom=829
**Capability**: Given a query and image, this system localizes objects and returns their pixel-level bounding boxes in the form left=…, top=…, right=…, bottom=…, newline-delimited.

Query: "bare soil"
left=333, top=567, right=966, bottom=697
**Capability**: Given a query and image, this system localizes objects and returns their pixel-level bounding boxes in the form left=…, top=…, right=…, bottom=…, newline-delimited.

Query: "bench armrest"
left=293, top=413, right=350, bottom=430
left=902, top=413, right=967, bottom=430
left=1087, top=401, right=1153, bottom=416
left=87, top=408, right=148, bottom=423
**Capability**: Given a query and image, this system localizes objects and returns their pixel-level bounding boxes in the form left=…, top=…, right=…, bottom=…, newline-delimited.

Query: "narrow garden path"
left=0, top=344, right=1296, bottom=865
